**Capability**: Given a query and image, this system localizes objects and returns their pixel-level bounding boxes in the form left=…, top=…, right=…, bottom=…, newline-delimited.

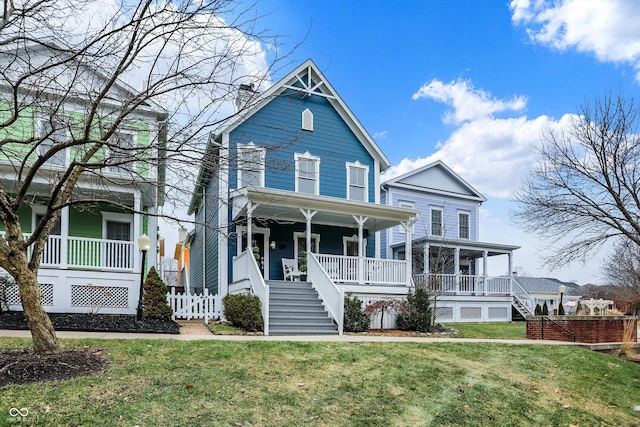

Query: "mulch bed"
left=0, top=311, right=180, bottom=334
left=0, top=349, right=109, bottom=387
left=0, top=311, right=180, bottom=387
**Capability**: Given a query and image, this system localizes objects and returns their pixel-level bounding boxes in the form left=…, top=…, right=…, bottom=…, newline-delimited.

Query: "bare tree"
left=600, top=238, right=640, bottom=315
left=513, top=93, right=640, bottom=269
left=0, top=0, right=288, bottom=354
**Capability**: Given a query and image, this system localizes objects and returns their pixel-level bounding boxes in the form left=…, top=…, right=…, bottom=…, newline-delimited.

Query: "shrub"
left=343, top=294, right=370, bottom=332
left=541, top=301, right=549, bottom=315
left=142, top=267, right=173, bottom=320
left=396, top=288, right=432, bottom=332
left=534, top=303, right=541, bottom=315
left=223, top=294, right=263, bottom=332
left=364, top=298, right=400, bottom=330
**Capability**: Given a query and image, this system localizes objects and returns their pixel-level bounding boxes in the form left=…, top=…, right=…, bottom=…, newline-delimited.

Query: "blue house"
left=188, top=60, right=417, bottom=335
left=381, top=161, right=526, bottom=322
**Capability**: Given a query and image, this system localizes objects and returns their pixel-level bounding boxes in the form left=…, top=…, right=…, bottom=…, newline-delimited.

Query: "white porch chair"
left=282, top=258, right=302, bottom=281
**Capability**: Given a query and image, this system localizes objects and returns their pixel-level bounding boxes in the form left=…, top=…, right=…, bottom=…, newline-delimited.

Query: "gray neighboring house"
left=512, top=276, right=581, bottom=314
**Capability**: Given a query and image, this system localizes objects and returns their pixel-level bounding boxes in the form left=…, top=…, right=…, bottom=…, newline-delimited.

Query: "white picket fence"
left=166, top=288, right=221, bottom=324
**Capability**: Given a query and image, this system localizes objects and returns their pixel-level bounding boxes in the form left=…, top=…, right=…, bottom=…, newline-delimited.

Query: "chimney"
left=235, top=83, right=256, bottom=112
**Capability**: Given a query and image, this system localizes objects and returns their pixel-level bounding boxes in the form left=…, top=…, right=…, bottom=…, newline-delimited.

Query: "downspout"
left=202, top=185, right=206, bottom=293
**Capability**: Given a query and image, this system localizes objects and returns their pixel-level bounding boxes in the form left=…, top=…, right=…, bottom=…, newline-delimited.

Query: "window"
left=431, top=207, right=443, bottom=236
left=302, top=108, right=313, bottom=131
left=399, top=200, right=415, bottom=233
left=238, top=142, right=265, bottom=188
left=347, top=162, right=368, bottom=201
left=38, top=115, right=69, bottom=166
left=459, top=212, right=470, bottom=239
left=343, top=234, right=366, bottom=256
left=295, top=152, right=320, bottom=194
left=106, top=130, right=136, bottom=174
left=294, top=232, right=320, bottom=269
left=35, top=214, right=61, bottom=235
left=106, top=221, right=131, bottom=241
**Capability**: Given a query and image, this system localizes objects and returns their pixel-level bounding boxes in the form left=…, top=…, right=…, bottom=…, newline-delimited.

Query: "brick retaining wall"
left=526, top=316, right=637, bottom=343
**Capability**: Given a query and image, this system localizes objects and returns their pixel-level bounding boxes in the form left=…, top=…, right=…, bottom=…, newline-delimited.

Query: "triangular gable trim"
left=383, top=160, right=486, bottom=202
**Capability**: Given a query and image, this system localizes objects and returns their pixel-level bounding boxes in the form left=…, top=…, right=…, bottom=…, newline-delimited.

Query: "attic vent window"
left=302, top=108, right=313, bottom=131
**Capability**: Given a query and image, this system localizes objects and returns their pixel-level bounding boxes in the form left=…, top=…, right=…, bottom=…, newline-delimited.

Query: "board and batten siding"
left=228, top=91, right=375, bottom=201
left=389, top=188, right=479, bottom=244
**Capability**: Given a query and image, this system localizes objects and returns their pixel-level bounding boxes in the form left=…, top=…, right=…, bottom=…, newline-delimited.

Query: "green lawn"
left=1, top=338, right=639, bottom=426
left=444, top=322, right=527, bottom=339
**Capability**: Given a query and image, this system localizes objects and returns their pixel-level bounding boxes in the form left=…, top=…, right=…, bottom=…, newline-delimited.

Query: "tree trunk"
left=17, top=270, right=59, bottom=354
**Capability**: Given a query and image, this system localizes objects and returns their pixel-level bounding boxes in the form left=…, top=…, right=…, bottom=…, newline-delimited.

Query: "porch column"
left=423, top=243, right=429, bottom=274
left=508, top=252, right=513, bottom=277
left=483, top=250, right=488, bottom=277
left=402, top=218, right=416, bottom=286
left=300, top=209, right=317, bottom=254
left=60, top=206, right=69, bottom=269
left=246, top=201, right=259, bottom=250
left=352, top=215, right=368, bottom=284
left=133, top=191, right=142, bottom=272
left=454, top=247, right=460, bottom=294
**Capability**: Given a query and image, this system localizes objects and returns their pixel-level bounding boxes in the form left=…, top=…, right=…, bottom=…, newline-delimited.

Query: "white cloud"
left=386, top=79, right=574, bottom=198
left=373, top=130, right=388, bottom=139
left=510, top=0, right=640, bottom=80
left=412, top=78, right=527, bottom=125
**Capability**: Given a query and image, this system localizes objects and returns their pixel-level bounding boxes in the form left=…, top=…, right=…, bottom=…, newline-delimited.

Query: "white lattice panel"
left=5, top=283, right=54, bottom=306
left=71, top=284, right=129, bottom=308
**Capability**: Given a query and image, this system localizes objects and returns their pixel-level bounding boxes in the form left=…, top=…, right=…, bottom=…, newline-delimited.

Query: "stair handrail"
left=308, top=253, right=344, bottom=335
left=511, top=278, right=535, bottom=316
left=541, top=316, right=577, bottom=342
left=233, top=249, right=270, bottom=335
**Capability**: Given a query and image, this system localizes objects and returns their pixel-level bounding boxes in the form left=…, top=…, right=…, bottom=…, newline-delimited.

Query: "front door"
left=237, top=226, right=270, bottom=279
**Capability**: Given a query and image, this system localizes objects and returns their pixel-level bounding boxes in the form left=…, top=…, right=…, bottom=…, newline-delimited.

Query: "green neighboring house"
left=0, top=44, right=166, bottom=314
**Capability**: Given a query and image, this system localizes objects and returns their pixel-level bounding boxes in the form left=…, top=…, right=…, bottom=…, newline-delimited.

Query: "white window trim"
left=237, top=142, right=266, bottom=188
left=293, top=231, right=320, bottom=264
left=101, top=212, right=134, bottom=241
left=37, top=114, right=70, bottom=167
left=106, top=128, right=138, bottom=174
left=343, top=234, right=366, bottom=256
left=302, top=108, right=313, bottom=131
left=32, top=205, right=64, bottom=236
left=458, top=211, right=470, bottom=240
left=294, top=152, right=320, bottom=195
left=346, top=161, right=369, bottom=202
left=430, top=206, right=443, bottom=237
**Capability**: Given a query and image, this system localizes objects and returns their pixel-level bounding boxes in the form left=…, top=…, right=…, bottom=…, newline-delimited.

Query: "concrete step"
left=269, top=327, right=339, bottom=336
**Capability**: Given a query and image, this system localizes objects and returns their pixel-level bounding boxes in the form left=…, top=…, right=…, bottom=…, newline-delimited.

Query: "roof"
left=513, top=276, right=581, bottom=296
left=382, top=160, right=486, bottom=203
left=188, top=59, right=391, bottom=213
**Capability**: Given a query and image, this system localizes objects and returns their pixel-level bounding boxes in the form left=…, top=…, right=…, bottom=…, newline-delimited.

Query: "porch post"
left=423, top=243, right=429, bottom=274
left=403, top=218, right=416, bottom=286
left=60, top=206, right=69, bottom=269
left=482, top=251, right=488, bottom=277
left=133, top=191, right=142, bottom=272
left=454, top=247, right=460, bottom=294
left=300, top=209, right=318, bottom=254
left=352, top=215, right=368, bottom=284
left=246, top=201, right=253, bottom=250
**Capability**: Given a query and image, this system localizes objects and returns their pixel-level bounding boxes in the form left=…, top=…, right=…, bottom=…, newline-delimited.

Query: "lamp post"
left=137, top=234, right=151, bottom=321
left=558, top=284, right=566, bottom=315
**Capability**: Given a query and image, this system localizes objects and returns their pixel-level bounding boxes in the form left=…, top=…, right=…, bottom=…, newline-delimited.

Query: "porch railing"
left=308, top=253, right=344, bottom=334
left=6, top=233, right=136, bottom=271
left=414, top=273, right=512, bottom=296
left=315, top=254, right=408, bottom=285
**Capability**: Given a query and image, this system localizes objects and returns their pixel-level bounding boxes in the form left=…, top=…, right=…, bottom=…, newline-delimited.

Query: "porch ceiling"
left=232, top=187, right=417, bottom=232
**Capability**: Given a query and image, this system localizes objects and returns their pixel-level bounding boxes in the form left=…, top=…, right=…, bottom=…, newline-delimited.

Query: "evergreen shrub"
left=343, top=294, right=370, bottom=332
left=396, top=288, right=433, bottom=332
left=223, top=294, right=264, bottom=332
left=142, top=267, right=173, bottom=320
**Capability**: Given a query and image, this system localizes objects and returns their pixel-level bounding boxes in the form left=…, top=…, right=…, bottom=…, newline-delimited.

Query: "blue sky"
left=247, top=0, right=640, bottom=285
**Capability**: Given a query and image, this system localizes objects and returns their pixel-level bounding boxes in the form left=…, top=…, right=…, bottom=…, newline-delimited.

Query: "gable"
left=384, top=161, right=485, bottom=202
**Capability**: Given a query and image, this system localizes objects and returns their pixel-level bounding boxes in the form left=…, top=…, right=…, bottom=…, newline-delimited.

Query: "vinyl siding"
left=229, top=91, right=375, bottom=201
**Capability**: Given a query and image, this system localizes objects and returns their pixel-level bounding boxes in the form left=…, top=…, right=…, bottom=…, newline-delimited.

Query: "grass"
left=444, top=322, right=527, bottom=339
left=208, top=321, right=254, bottom=335
left=1, top=337, right=639, bottom=426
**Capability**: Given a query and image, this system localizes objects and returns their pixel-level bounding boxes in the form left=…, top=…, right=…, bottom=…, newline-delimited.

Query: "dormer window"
left=238, top=142, right=265, bottom=188
left=302, top=108, right=313, bottom=131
